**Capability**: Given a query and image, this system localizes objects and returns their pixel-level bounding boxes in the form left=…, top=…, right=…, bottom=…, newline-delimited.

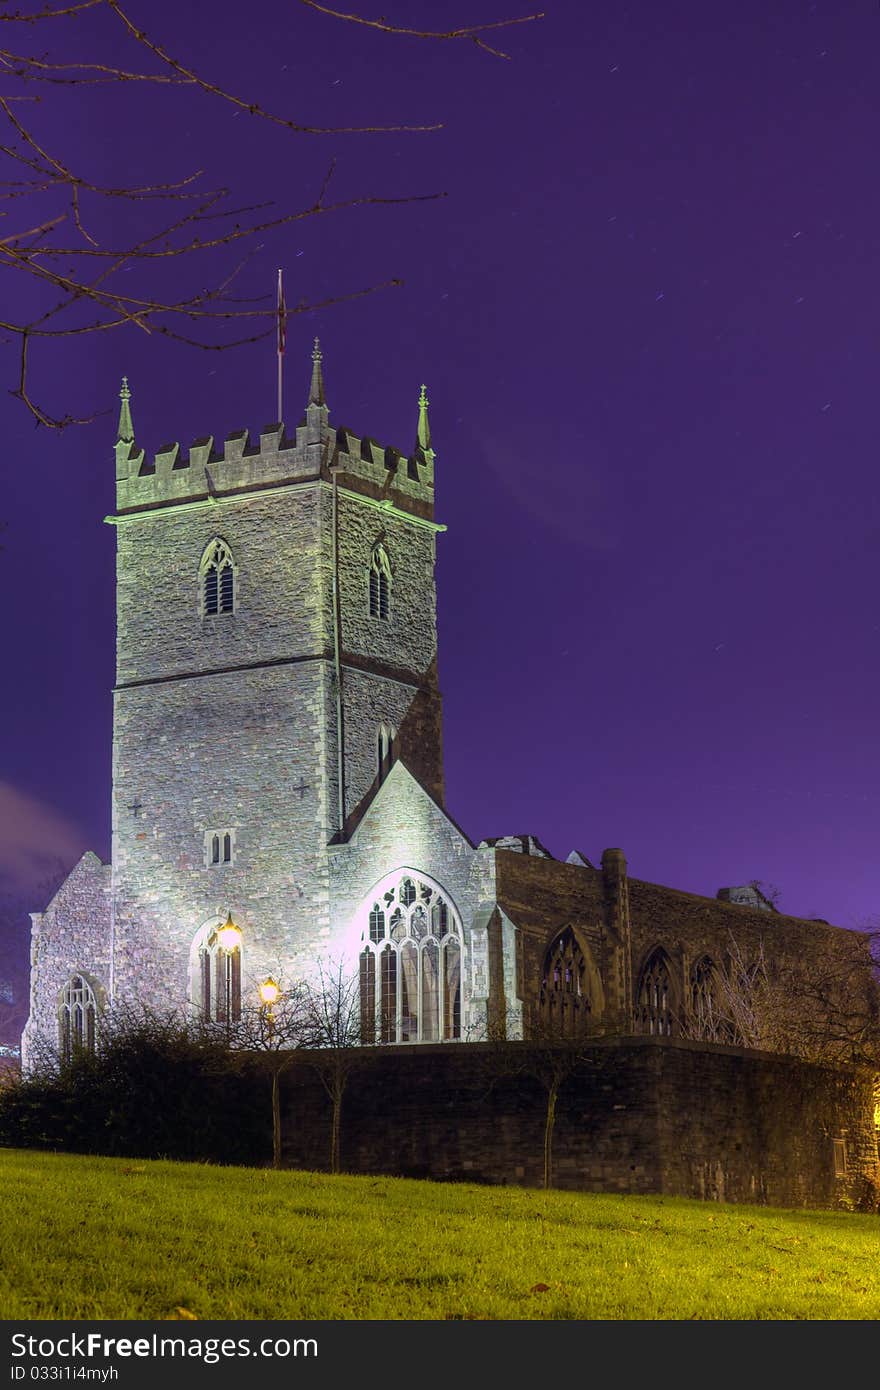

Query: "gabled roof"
left=337, top=759, right=476, bottom=853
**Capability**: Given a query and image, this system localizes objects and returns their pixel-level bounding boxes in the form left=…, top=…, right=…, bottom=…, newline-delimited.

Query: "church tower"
left=109, top=346, right=446, bottom=1022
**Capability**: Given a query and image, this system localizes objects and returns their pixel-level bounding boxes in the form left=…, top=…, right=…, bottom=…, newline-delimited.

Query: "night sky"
left=3, top=0, right=880, bottom=982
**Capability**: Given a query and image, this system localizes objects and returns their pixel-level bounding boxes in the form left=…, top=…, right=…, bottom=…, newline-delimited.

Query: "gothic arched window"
left=59, top=975, right=100, bottom=1062
left=369, top=544, right=392, bottom=620
left=538, top=927, right=599, bottom=1038
left=689, top=956, right=734, bottom=1042
left=195, top=921, right=242, bottom=1025
left=358, top=872, right=463, bottom=1044
left=635, top=949, right=676, bottom=1036
left=200, top=538, right=235, bottom=617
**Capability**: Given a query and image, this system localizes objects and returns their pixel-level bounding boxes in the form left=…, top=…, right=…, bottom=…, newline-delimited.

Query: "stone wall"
left=112, top=662, right=334, bottom=1012
left=336, top=490, right=443, bottom=817
left=21, top=852, right=112, bottom=1069
left=491, top=849, right=878, bottom=1053
left=277, top=1037, right=879, bottom=1211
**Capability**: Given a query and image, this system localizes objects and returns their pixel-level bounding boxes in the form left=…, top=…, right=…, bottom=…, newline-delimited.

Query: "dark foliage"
left=0, top=1018, right=268, bottom=1164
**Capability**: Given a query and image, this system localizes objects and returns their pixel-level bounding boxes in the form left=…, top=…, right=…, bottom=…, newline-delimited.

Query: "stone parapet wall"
left=277, top=1037, right=879, bottom=1210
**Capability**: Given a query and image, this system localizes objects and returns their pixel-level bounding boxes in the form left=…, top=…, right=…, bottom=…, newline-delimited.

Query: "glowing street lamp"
left=259, top=976, right=280, bottom=1041
left=259, top=977, right=280, bottom=1007
left=217, top=914, right=242, bottom=953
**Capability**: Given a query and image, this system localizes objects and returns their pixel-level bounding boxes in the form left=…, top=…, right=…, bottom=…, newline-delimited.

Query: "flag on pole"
left=277, top=268, right=287, bottom=356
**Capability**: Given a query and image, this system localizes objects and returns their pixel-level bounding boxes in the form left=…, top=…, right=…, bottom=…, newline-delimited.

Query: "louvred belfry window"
left=200, top=538, right=235, bottom=616
left=369, top=545, right=392, bottom=620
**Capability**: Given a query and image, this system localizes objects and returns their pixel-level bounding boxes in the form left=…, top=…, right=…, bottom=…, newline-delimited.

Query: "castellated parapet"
left=115, top=415, right=435, bottom=521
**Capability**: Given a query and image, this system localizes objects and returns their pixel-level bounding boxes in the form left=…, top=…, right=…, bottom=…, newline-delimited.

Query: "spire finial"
left=117, top=375, right=134, bottom=444
left=416, top=381, right=433, bottom=457
left=308, top=337, right=325, bottom=407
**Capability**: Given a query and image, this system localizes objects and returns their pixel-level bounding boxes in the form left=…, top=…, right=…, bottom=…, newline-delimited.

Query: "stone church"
left=21, top=346, right=878, bottom=1087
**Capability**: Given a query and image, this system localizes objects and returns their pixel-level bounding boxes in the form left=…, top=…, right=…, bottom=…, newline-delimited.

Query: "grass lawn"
left=0, top=1149, right=878, bottom=1320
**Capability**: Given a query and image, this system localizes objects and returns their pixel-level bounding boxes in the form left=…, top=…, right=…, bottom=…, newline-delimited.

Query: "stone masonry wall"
left=113, top=475, right=337, bottom=1015
left=336, top=493, right=438, bottom=678
left=112, top=662, right=334, bottom=1013
left=115, top=485, right=328, bottom=689
left=22, top=853, right=112, bottom=1066
left=277, top=1037, right=879, bottom=1211
left=335, top=492, right=443, bottom=816
left=627, top=876, right=877, bottom=1046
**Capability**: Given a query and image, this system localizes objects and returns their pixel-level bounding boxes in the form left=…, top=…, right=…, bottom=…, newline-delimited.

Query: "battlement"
left=115, top=390, right=435, bottom=521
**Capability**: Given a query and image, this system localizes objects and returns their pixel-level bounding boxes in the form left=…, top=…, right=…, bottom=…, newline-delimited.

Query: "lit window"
left=205, top=829, right=235, bottom=867
left=369, top=544, right=392, bottom=620
left=59, top=975, right=100, bottom=1062
left=635, top=950, right=676, bottom=1036
left=196, top=922, right=242, bottom=1024
left=368, top=904, right=385, bottom=943
left=200, top=538, right=235, bottom=617
left=359, top=872, right=463, bottom=1045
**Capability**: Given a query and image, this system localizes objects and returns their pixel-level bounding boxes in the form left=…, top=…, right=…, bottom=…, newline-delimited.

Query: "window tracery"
left=635, top=950, right=675, bottom=1035
left=200, top=538, right=235, bottom=617
left=359, top=873, right=462, bottom=1044
left=369, top=545, right=392, bottom=620
left=539, top=927, right=596, bottom=1037
left=59, top=975, right=99, bottom=1062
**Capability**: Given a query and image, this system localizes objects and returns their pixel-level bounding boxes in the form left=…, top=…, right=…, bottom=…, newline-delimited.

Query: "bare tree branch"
left=297, top=1, right=544, bottom=60
left=0, top=0, right=535, bottom=425
left=0, top=1, right=103, bottom=21
left=0, top=46, right=193, bottom=84
left=106, top=0, right=443, bottom=134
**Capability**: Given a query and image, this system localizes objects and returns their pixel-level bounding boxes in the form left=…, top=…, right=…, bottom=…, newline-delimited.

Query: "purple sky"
left=3, top=0, right=880, bottom=949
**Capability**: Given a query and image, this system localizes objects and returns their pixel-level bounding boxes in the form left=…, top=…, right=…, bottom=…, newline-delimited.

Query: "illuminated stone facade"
left=23, top=351, right=491, bottom=1064
left=22, top=348, right=879, bottom=1169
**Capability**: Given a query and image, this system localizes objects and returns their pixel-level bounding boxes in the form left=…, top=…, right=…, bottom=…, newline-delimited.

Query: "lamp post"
left=216, top=913, right=242, bottom=1043
left=258, top=976, right=284, bottom=1170
left=259, top=976, right=281, bottom=1043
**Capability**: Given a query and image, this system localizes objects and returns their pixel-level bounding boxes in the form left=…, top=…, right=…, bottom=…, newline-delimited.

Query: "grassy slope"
left=0, top=1150, right=878, bottom=1320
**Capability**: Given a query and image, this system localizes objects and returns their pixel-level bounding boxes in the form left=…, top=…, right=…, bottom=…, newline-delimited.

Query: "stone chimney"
left=601, top=847, right=633, bottom=1027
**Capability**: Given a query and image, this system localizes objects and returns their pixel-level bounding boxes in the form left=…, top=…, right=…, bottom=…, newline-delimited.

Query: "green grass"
left=0, top=1149, right=878, bottom=1320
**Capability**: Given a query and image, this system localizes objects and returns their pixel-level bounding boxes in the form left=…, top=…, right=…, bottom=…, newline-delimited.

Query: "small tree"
left=483, top=1007, right=611, bottom=1190
left=301, top=957, right=363, bottom=1175
left=205, top=976, right=309, bottom=1169
left=680, top=929, right=880, bottom=1068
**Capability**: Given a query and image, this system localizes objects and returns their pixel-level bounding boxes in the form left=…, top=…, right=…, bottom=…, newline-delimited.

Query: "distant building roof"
left=565, top=849, right=596, bottom=869
left=479, top=835, right=554, bottom=859
left=716, top=884, right=778, bottom=913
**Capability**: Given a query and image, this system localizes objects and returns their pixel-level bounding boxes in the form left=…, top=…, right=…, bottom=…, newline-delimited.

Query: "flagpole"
left=277, top=267, right=285, bottom=423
